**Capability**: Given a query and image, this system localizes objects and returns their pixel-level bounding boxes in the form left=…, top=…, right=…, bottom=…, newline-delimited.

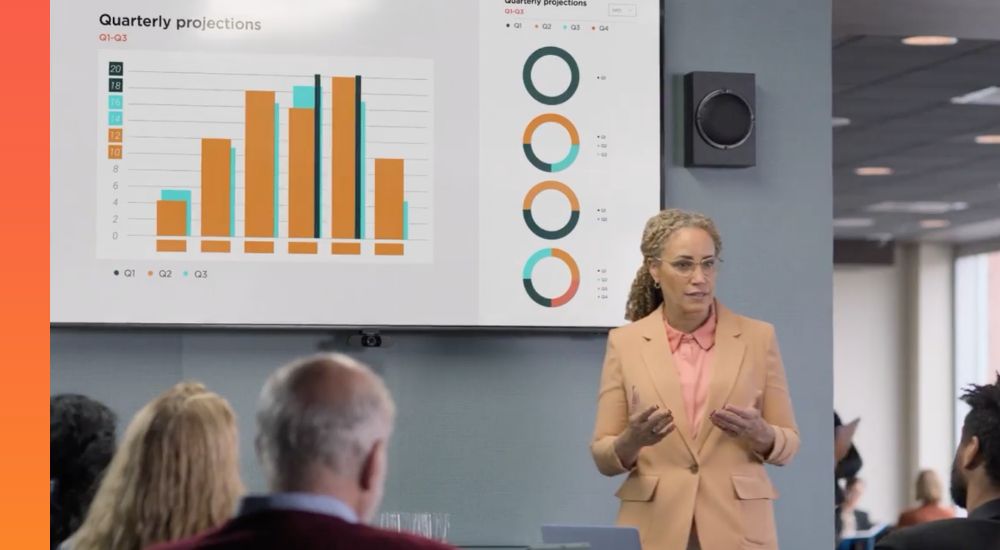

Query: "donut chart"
left=522, top=180, right=580, bottom=239
left=522, top=247, right=580, bottom=307
left=522, top=46, right=580, bottom=105
left=522, top=113, right=580, bottom=172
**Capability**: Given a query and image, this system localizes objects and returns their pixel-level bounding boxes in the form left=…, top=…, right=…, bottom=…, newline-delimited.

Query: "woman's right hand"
left=613, top=387, right=675, bottom=468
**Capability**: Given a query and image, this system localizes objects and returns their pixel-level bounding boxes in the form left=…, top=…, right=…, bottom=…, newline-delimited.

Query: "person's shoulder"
left=350, top=523, right=454, bottom=550
left=148, top=534, right=206, bottom=550
left=875, top=518, right=985, bottom=550
left=608, top=315, right=648, bottom=341
left=718, top=305, right=774, bottom=339
left=896, top=507, right=918, bottom=526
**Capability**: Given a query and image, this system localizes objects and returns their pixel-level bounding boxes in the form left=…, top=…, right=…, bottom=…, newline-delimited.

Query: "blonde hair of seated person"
left=915, top=469, right=943, bottom=504
left=70, top=382, right=243, bottom=550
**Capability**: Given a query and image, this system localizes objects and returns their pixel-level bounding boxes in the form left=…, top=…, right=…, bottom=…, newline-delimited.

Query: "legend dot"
left=113, top=270, right=120, bottom=276
left=147, top=270, right=154, bottom=277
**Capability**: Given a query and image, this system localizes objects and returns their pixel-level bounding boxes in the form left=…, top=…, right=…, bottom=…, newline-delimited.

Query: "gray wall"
left=51, top=0, right=833, bottom=546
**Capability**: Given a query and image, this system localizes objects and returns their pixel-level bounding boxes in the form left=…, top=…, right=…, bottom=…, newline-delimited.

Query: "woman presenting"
left=591, top=209, right=799, bottom=550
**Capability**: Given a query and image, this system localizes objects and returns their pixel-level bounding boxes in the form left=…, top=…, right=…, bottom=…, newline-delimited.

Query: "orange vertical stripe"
left=289, top=107, right=314, bottom=239
left=331, top=77, right=356, bottom=238
left=201, top=138, right=231, bottom=237
left=245, top=91, right=275, bottom=238
left=375, top=158, right=404, bottom=240
left=156, top=200, right=187, bottom=236
left=0, top=0, right=47, bottom=542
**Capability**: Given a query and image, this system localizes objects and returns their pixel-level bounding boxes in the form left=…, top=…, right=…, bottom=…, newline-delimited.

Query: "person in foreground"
left=590, top=209, right=800, bottom=550
left=66, top=382, right=243, bottom=550
left=50, top=394, right=117, bottom=550
left=875, top=379, right=1000, bottom=550
left=153, top=353, right=454, bottom=550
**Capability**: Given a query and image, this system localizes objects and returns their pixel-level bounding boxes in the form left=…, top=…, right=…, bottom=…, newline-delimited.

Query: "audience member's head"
left=256, top=353, right=396, bottom=523
left=950, top=379, right=1000, bottom=512
left=50, top=394, right=117, bottom=550
left=70, top=382, right=243, bottom=550
left=915, top=469, right=944, bottom=505
left=844, top=477, right=865, bottom=509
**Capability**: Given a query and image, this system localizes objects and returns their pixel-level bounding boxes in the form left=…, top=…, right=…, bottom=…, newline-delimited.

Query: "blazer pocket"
left=615, top=474, right=659, bottom=502
left=732, top=475, right=777, bottom=545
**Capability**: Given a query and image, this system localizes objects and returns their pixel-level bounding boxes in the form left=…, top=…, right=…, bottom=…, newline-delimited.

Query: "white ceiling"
left=832, top=1, right=1000, bottom=245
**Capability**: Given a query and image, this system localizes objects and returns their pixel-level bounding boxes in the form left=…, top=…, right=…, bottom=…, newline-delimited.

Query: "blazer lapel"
left=637, top=307, right=696, bottom=460
left=697, top=303, right=747, bottom=453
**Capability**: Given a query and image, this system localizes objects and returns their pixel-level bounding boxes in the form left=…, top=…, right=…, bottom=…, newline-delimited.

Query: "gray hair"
left=255, top=353, right=396, bottom=484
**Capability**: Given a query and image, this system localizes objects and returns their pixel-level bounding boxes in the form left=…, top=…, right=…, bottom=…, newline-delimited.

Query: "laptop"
left=541, top=525, right=642, bottom=550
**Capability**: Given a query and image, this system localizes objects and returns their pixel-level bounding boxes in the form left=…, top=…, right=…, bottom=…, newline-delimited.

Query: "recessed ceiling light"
left=920, top=219, right=951, bottom=229
left=951, top=86, right=1000, bottom=105
left=833, top=217, right=875, bottom=228
left=902, top=35, right=958, bottom=46
left=975, top=134, right=1000, bottom=144
left=867, top=201, right=968, bottom=214
left=832, top=117, right=851, bottom=127
left=855, top=166, right=893, bottom=176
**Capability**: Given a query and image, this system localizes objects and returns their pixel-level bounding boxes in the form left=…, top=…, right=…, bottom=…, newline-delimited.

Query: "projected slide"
left=51, top=0, right=661, bottom=327
left=96, top=51, right=432, bottom=261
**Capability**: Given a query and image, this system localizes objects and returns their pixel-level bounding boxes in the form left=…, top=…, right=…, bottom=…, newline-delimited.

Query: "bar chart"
left=96, top=50, right=434, bottom=263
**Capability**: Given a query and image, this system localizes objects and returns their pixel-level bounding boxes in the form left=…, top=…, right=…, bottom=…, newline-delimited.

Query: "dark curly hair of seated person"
left=50, top=394, right=116, bottom=550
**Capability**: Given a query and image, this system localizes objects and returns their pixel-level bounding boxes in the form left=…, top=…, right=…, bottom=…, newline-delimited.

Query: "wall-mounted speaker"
left=684, top=71, right=756, bottom=168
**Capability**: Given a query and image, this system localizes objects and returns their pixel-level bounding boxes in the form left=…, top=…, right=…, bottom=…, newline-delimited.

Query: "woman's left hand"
left=709, top=393, right=775, bottom=456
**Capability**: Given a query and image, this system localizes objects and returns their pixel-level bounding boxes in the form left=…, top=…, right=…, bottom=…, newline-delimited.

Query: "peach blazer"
left=591, top=303, right=800, bottom=550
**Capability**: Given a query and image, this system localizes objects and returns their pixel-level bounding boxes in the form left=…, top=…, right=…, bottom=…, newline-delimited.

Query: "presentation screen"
left=51, top=0, right=662, bottom=328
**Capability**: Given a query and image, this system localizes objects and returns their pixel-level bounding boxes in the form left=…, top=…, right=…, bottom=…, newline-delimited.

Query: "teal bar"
left=292, top=86, right=315, bottom=108
left=403, top=201, right=409, bottom=240
left=229, top=147, right=236, bottom=236
left=273, top=102, right=279, bottom=237
left=161, top=190, right=192, bottom=236
left=359, top=101, right=366, bottom=238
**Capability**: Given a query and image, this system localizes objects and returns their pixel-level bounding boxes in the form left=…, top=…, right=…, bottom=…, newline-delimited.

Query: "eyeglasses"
left=652, top=257, right=722, bottom=277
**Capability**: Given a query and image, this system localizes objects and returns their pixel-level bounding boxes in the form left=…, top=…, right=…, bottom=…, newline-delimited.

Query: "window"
left=954, top=250, right=1000, bottom=447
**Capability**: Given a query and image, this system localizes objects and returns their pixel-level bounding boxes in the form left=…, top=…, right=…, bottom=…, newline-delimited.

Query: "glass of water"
left=431, top=512, right=450, bottom=542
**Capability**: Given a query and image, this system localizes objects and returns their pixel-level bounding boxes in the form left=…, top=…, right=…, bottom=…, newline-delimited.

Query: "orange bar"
left=108, top=128, right=122, bottom=143
left=201, top=138, right=231, bottom=237
left=374, top=243, right=405, bottom=256
left=288, top=242, right=318, bottom=254
left=156, top=240, right=187, bottom=252
left=331, top=77, right=356, bottom=239
left=107, top=145, right=122, bottom=159
left=201, top=240, right=231, bottom=253
left=244, top=241, right=274, bottom=254
left=374, top=158, right=404, bottom=240
left=289, top=107, right=315, bottom=239
left=245, top=91, right=275, bottom=238
left=156, top=200, right=186, bottom=236
left=331, top=242, right=361, bottom=255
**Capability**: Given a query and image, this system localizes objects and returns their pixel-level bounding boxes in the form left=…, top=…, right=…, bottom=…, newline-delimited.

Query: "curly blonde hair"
left=624, top=209, right=722, bottom=321
left=70, top=382, right=243, bottom=550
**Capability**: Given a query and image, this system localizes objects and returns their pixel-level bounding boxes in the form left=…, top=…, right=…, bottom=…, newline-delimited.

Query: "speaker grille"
left=695, top=89, right=755, bottom=150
